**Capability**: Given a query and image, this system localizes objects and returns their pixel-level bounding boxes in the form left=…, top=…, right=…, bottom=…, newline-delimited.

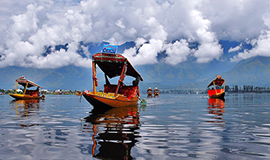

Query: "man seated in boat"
left=132, top=76, right=140, bottom=86
left=154, top=87, right=159, bottom=96
left=147, top=87, right=153, bottom=97
left=36, top=87, right=40, bottom=96
left=132, top=76, right=140, bottom=97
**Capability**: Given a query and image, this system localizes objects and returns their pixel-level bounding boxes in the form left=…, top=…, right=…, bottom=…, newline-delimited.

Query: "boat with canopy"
left=154, top=87, right=159, bottom=97
left=83, top=45, right=143, bottom=108
left=147, top=87, right=153, bottom=97
left=9, top=76, right=45, bottom=100
left=207, top=75, right=225, bottom=99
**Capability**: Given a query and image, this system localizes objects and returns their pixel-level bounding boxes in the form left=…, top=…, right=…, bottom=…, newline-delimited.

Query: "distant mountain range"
left=222, top=56, right=270, bottom=87
left=1, top=56, right=270, bottom=91
left=1, top=41, right=270, bottom=91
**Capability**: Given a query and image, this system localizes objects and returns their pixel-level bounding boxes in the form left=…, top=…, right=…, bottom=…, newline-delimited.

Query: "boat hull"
left=207, top=89, right=225, bottom=99
left=9, top=93, right=43, bottom=100
left=83, top=91, right=139, bottom=108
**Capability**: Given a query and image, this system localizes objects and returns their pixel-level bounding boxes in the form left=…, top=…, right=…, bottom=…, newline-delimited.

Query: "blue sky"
left=1, top=0, right=270, bottom=68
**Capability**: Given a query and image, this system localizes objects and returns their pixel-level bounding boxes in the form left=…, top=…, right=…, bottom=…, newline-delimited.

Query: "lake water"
left=1, top=93, right=270, bottom=160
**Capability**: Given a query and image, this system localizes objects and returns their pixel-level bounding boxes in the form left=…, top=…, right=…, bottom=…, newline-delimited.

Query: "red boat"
left=147, top=87, right=153, bottom=97
left=207, top=75, right=225, bottom=99
left=83, top=45, right=143, bottom=108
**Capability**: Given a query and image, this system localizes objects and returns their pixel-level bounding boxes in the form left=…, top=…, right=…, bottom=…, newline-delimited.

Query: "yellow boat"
left=75, top=90, right=82, bottom=96
left=83, top=45, right=143, bottom=108
left=9, top=76, right=45, bottom=100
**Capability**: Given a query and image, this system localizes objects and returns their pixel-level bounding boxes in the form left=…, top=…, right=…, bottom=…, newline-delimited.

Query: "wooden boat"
left=147, top=87, right=153, bottom=97
left=154, top=87, right=159, bottom=97
left=83, top=45, right=143, bottom=108
left=9, top=76, right=45, bottom=100
left=207, top=75, right=225, bottom=99
left=75, top=90, right=82, bottom=96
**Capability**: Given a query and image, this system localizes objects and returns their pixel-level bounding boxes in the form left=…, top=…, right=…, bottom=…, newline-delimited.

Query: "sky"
left=1, top=0, right=270, bottom=68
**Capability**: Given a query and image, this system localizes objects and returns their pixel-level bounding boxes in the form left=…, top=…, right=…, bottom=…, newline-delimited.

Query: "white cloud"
left=231, top=29, right=270, bottom=62
left=228, top=44, right=243, bottom=53
left=194, top=42, right=223, bottom=63
left=116, top=18, right=125, bottom=29
left=123, top=38, right=163, bottom=65
left=1, top=0, right=270, bottom=68
left=231, top=9, right=270, bottom=62
left=135, top=38, right=147, bottom=48
left=190, top=9, right=223, bottom=63
left=164, top=40, right=192, bottom=65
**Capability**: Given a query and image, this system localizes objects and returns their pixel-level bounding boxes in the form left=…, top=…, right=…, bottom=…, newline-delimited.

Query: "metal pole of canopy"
left=15, top=82, right=17, bottom=94
left=92, top=61, right=97, bottom=95
left=23, top=83, right=28, bottom=95
left=114, top=61, right=127, bottom=97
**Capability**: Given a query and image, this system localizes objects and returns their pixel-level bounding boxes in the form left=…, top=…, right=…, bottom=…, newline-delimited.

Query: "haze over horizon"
left=1, top=0, right=270, bottom=69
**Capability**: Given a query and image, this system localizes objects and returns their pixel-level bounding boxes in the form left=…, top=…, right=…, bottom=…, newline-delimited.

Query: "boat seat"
left=104, top=84, right=138, bottom=100
left=25, top=90, right=38, bottom=96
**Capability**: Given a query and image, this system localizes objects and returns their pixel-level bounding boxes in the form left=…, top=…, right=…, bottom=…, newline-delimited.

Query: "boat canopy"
left=207, top=77, right=225, bottom=88
left=92, top=53, right=143, bottom=81
left=16, top=76, right=42, bottom=88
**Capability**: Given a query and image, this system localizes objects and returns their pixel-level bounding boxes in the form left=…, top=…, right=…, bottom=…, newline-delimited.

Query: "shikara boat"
left=9, top=76, right=45, bottom=100
left=207, top=75, right=225, bottom=99
left=147, top=87, right=153, bottom=97
left=83, top=45, right=143, bottom=108
left=75, top=90, right=82, bottom=96
left=154, top=87, right=159, bottom=97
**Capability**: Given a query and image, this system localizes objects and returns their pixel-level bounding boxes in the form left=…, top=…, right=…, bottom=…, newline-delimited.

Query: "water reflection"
left=82, top=105, right=140, bottom=160
left=207, top=98, right=225, bottom=127
left=9, top=99, right=41, bottom=128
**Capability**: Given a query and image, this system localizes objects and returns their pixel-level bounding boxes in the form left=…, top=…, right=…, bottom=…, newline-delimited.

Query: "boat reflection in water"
left=207, top=98, right=225, bottom=127
left=10, top=99, right=41, bottom=128
left=82, top=105, right=140, bottom=160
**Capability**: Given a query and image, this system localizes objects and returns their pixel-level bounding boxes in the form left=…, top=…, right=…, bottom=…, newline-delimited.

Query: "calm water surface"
left=1, top=93, right=270, bottom=159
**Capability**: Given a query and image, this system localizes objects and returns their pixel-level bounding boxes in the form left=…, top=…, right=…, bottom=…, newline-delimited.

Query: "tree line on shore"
left=143, top=85, right=270, bottom=94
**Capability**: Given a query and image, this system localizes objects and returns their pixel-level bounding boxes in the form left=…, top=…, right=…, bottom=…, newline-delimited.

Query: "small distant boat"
left=154, top=87, right=159, bottom=97
left=9, top=76, right=45, bottom=100
left=207, top=75, right=225, bottom=99
left=83, top=45, right=143, bottom=108
left=147, top=87, right=153, bottom=97
left=75, top=90, right=82, bottom=96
